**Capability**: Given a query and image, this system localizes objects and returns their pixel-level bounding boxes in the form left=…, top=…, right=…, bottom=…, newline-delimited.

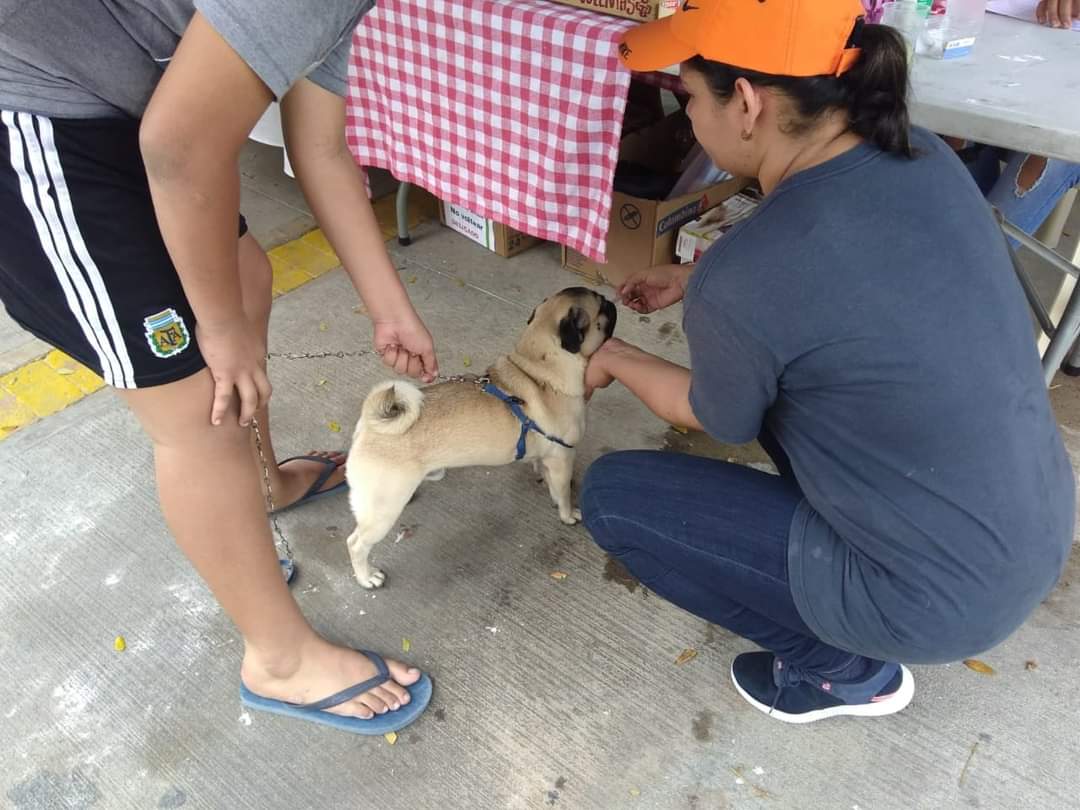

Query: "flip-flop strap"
left=296, top=650, right=391, bottom=712
left=279, top=455, right=340, bottom=501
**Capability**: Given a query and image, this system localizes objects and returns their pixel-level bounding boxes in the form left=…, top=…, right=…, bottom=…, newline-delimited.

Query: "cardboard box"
left=675, top=192, right=760, bottom=264
left=545, top=0, right=678, bottom=22
left=562, top=176, right=747, bottom=286
left=440, top=202, right=541, bottom=258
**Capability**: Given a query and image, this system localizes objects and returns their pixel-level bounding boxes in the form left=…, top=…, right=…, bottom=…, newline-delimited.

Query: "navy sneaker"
left=731, top=651, right=914, bottom=724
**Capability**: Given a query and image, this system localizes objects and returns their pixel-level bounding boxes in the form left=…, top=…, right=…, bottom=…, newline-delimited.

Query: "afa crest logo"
left=143, top=308, right=191, bottom=358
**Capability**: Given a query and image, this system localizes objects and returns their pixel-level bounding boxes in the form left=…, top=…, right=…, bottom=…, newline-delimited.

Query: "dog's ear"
left=558, top=306, right=590, bottom=354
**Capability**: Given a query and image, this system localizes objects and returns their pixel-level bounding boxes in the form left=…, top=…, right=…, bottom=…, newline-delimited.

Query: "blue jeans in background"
left=580, top=437, right=886, bottom=683
left=968, top=146, right=1080, bottom=237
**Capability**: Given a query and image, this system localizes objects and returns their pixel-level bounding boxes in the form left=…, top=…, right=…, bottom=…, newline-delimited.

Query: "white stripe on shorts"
left=37, top=116, right=136, bottom=388
left=2, top=110, right=122, bottom=387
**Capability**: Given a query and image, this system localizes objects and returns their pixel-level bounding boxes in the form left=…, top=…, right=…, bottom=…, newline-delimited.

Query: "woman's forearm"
left=604, top=345, right=704, bottom=431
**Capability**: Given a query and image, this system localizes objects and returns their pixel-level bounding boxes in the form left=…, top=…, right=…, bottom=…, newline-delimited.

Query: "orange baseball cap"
left=618, top=0, right=866, bottom=78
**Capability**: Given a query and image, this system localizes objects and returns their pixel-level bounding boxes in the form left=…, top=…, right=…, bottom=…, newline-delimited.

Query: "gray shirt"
left=685, top=128, right=1075, bottom=664
left=0, top=0, right=375, bottom=119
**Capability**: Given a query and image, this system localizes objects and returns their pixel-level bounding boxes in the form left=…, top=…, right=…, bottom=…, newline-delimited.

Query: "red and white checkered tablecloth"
left=345, top=0, right=643, bottom=262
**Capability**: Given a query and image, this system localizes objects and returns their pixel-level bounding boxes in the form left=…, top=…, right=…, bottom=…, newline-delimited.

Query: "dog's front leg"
left=541, top=452, right=581, bottom=525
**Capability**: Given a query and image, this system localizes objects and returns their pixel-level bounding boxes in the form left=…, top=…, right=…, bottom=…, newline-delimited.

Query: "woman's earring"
left=740, top=129, right=753, bottom=142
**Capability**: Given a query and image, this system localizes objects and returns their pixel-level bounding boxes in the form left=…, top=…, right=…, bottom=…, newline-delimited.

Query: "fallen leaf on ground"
left=963, top=658, right=996, bottom=675
left=353, top=305, right=368, bottom=315
left=675, top=648, right=698, bottom=666
left=670, top=425, right=688, bottom=434
left=114, top=635, right=126, bottom=652
left=384, top=731, right=398, bottom=745
left=628, top=788, right=641, bottom=798
left=328, top=421, right=341, bottom=433
left=407, top=275, right=418, bottom=284
left=462, top=356, right=472, bottom=368
left=316, top=379, right=328, bottom=387
left=1025, top=660, right=1039, bottom=671
left=318, top=322, right=328, bottom=332
left=455, top=278, right=466, bottom=287
left=550, top=571, right=569, bottom=581
left=402, top=638, right=411, bottom=653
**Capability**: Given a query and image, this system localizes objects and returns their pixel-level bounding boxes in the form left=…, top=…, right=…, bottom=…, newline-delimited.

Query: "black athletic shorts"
left=0, top=110, right=247, bottom=389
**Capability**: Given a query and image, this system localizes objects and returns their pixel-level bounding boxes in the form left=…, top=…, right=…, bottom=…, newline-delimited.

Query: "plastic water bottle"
left=918, top=0, right=988, bottom=59
left=880, top=0, right=925, bottom=62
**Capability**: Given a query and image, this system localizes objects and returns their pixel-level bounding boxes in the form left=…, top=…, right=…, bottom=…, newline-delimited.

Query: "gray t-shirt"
left=685, top=128, right=1075, bottom=664
left=0, top=0, right=375, bottom=119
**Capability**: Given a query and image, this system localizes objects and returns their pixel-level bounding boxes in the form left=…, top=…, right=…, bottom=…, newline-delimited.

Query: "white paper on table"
left=986, top=0, right=1080, bottom=31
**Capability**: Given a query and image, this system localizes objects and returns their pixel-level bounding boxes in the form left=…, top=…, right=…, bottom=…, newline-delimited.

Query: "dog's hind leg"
left=345, top=467, right=420, bottom=588
left=541, top=452, right=580, bottom=525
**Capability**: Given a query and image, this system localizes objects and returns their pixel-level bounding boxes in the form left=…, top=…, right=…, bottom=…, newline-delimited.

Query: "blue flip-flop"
left=279, top=558, right=296, bottom=583
left=270, top=454, right=349, bottom=515
left=240, top=650, right=432, bottom=735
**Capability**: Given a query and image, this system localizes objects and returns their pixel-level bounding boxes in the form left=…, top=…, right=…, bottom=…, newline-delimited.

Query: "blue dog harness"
left=482, top=382, right=574, bottom=461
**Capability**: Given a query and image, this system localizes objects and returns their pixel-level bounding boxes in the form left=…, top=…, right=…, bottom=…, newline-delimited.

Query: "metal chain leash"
left=250, top=415, right=293, bottom=563
left=252, top=346, right=491, bottom=566
left=266, top=347, right=490, bottom=385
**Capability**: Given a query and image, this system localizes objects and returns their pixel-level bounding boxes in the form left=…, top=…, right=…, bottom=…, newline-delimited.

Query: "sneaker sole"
left=730, top=662, right=915, bottom=724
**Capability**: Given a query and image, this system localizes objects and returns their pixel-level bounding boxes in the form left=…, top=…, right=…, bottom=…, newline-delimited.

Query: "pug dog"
left=343, top=287, right=617, bottom=588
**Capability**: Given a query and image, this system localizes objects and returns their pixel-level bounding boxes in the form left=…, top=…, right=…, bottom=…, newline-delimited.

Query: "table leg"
left=1056, top=238, right=1080, bottom=373
left=1000, top=217, right=1080, bottom=386
left=1035, top=190, right=1078, bottom=356
left=1042, top=285, right=1080, bottom=385
left=396, top=182, right=412, bottom=246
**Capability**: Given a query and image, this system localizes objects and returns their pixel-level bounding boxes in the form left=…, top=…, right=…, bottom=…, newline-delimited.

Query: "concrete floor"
left=1, top=144, right=1079, bottom=810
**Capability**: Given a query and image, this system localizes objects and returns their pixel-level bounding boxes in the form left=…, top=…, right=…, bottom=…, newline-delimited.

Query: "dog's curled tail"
left=359, top=381, right=424, bottom=436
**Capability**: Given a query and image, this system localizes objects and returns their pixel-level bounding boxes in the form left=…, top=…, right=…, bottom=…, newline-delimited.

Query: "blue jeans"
left=967, top=146, right=1080, bottom=237
left=580, top=439, right=886, bottom=682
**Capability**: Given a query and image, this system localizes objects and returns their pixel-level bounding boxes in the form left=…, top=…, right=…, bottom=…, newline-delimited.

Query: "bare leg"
left=236, top=233, right=346, bottom=510
left=541, top=452, right=581, bottom=525
left=120, top=366, right=419, bottom=718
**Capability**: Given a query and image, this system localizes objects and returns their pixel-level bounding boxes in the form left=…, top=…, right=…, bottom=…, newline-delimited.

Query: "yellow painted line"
left=0, top=192, right=435, bottom=442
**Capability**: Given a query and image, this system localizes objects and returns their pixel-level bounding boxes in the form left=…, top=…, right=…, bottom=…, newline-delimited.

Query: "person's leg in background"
left=986, top=152, right=1080, bottom=237
left=985, top=154, right=1080, bottom=372
left=961, top=143, right=1009, bottom=197
left=580, top=449, right=913, bottom=722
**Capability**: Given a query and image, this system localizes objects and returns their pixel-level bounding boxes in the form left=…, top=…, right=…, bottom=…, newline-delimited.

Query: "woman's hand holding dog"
left=585, top=337, right=631, bottom=399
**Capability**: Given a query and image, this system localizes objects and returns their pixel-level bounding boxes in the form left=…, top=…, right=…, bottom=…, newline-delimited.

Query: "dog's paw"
left=560, top=508, right=583, bottom=526
left=355, top=567, right=387, bottom=589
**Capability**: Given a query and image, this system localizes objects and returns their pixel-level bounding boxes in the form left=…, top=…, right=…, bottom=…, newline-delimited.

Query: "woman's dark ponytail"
left=839, top=23, right=912, bottom=157
left=686, top=20, right=913, bottom=158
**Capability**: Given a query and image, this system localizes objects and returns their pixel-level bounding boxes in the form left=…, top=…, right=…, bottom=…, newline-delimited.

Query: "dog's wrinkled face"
left=526, top=287, right=617, bottom=358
